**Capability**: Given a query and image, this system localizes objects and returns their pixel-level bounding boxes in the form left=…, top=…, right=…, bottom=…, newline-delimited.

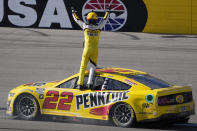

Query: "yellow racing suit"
left=72, top=12, right=109, bottom=86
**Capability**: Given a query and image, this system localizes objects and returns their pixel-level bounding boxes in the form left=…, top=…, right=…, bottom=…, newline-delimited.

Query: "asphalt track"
left=0, top=27, right=197, bottom=131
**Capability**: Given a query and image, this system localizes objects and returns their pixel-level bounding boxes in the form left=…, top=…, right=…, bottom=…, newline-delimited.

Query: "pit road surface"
left=0, top=27, right=197, bottom=131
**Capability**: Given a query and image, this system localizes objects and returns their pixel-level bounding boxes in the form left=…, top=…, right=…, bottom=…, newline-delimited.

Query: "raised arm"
left=98, top=11, right=110, bottom=29
left=72, top=7, right=85, bottom=29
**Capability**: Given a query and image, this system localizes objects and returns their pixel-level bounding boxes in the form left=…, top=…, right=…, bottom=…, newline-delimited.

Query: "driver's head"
left=87, top=11, right=98, bottom=25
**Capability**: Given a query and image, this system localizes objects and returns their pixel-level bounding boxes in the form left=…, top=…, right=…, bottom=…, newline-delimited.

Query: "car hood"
left=14, top=80, right=60, bottom=90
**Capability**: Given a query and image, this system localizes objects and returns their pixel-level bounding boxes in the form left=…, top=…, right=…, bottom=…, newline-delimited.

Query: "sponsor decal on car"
left=76, top=91, right=129, bottom=110
left=43, top=91, right=73, bottom=110
left=124, top=79, right=137, bottom=86
left=35, top=88, right=45, bottom=94
left=36, top=88, right=45, bottom=99
left=89, top=104, right=112, bottom=116
left=142, top=103, right=150, bottom=108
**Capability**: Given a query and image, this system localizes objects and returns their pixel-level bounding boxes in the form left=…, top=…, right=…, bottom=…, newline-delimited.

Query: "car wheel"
left=110, top=103, right=136, bottom=127
left=15, top=94, right=40, bottom=120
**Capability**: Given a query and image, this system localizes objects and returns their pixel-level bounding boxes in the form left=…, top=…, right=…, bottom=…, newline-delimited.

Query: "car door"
left=75, top=76, right=131, bottom=120
left=41, top=76, right=93, bottom=118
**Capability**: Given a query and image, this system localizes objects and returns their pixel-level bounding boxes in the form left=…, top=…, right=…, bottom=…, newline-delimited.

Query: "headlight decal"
left=36, top=88, right=45, bottom=94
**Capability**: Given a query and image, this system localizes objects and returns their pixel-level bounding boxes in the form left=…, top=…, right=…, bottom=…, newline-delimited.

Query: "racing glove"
left=71, top=6, right=77, bottom=13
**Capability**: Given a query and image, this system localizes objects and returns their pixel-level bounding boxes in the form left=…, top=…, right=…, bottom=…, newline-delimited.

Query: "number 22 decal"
left=43, top=91, right=73, bottom=110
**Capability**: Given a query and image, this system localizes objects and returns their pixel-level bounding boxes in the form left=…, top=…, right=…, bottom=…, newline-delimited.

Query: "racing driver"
left=72, top=7, right=110, bottom=89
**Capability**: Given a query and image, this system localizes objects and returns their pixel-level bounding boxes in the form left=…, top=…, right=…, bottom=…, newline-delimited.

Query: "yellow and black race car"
left=7, top=67, right=195, bottom=127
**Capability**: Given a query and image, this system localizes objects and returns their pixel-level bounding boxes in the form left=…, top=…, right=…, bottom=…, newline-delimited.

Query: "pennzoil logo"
left=76, top=91, right=129, bottom=110
left=176, top=95, right=184, bottom=104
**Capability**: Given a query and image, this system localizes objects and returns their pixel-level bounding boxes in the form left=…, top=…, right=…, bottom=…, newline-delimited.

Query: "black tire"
left=177, top=117, right=190, bottom=124
left=110, top=103, right=136, bottom=127
left=14, top=94, right=40, bottom=120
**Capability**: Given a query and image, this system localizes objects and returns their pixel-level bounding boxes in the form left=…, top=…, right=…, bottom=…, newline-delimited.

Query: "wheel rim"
left=18, top=96, right=36, bottom=117
left=113, top=104, right=132, bottom=124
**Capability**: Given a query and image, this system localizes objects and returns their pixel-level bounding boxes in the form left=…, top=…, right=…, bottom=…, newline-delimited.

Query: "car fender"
left=10, top=89, right=41, bottom=116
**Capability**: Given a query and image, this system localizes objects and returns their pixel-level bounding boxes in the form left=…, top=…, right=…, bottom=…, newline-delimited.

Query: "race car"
left=7, top=67, right=195, bottom=127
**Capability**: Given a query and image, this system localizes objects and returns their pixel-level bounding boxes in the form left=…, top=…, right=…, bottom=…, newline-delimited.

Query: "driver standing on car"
left=72, top=7, right=110, bottom=89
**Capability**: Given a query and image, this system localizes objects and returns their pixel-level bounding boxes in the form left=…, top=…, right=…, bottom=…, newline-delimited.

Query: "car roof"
left=58, top=67, right=147, bottom=85
left=96, top=67, right=147, bottom=76
left=55, top=67, right=150, bottom=90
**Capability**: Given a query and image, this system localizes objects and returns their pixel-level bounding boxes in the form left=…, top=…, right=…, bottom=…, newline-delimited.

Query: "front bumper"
left=6, top=100, right=13, bottom=116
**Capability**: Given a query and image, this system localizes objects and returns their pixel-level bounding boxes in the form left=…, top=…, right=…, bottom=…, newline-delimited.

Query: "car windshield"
left=126, top=74, right=172, bottom=89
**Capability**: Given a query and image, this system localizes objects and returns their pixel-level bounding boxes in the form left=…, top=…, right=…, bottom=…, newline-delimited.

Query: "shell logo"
left=176, top=95, right=184, bottom=104
left=82, top=0, right=128, bottom=31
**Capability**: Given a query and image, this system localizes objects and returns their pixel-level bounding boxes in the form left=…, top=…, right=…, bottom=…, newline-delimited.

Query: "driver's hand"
left=71, top=6, right=77, bottom=13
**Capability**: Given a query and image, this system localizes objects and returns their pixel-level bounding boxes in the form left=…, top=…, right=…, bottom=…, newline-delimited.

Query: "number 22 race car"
left=7, top=67, right=195, bottom=127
